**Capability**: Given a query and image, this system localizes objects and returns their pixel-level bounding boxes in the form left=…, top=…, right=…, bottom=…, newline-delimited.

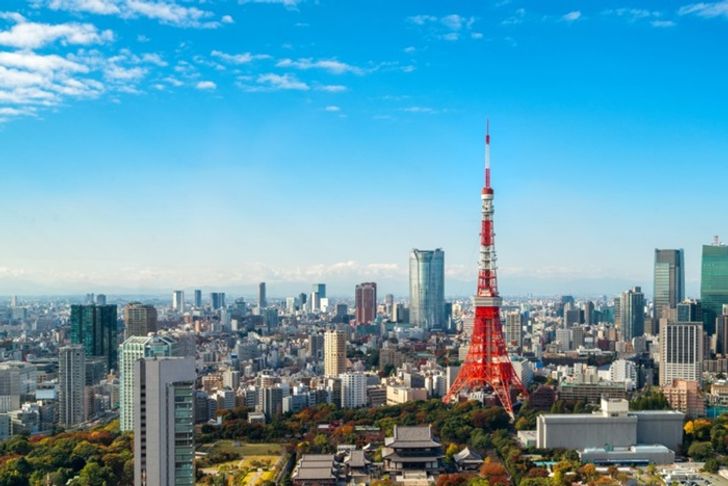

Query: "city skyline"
left=3, top=0, right=728, bottom=296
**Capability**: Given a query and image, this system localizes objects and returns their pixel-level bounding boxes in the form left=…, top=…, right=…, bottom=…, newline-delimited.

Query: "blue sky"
left=1, top=0, right=728, bottom=298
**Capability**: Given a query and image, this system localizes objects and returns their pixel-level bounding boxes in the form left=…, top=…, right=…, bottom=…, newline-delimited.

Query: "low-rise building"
left=382, top=425, right=443, bottom=476
left=662, top=379, right=705, bottom=418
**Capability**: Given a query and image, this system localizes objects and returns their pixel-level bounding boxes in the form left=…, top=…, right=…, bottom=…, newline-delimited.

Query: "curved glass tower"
left=409, top=249, right=445, bottom=330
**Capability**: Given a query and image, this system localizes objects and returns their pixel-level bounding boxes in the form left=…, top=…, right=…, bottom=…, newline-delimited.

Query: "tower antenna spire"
left=485, top=119, right=491, bottom=189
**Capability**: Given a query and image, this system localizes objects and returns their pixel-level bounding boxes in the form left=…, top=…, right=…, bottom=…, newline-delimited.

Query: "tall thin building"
left=504, top=311, right=522, bottom=350
left=619, top=287, right=645, bottom=341
left=211, top=292, right=226, bottom=310
left=59, top=345, right=86, bottom=427
left=701, top=240, right=728, bottom=335
left=653, top=249, right=685, bottom=320
left=324, top=330, right=346, bottom=376
left=312, top=283, right=326, bottom=299
left=124, top=303, right=158, bottom=339
left=70, top=304, right=118, bottom=371
left=258, top=282, right=267, bottom=308
left=172, top=290, right=185, bottom=313
left=193, top=289, right=202, bottom=308
left=96, top=294, right=107, bottom=305
left=659, top=320, right=704, bottom=386
left=717, top=305, right=728, bottom=355
left=340, top=372, right=367, bottom=408
left=355, top=282, right=377, bottom=324
left=409, top=248, right=445, bottom=330
left=119, top=335, right=176, bottom=432
left=134, top=357, right=195, bottom=486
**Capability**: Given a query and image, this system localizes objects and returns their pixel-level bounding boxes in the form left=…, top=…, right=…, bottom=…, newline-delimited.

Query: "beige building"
left=386, top=385, right=427, bottom=405
left=662, top=379, right=705, bottom=418
left=324, top=330, right=346, bottom=377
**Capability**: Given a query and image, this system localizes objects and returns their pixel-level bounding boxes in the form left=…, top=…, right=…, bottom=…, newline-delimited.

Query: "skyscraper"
left=409, top=249, right=445, bottom=330
left=70, top=304, right=118, bottom=371
left=59, top=345, right=86, bottom=427
left=134, top=357, right=195, bottom=486
left=619, top=287, right=645, bottom=341
left=701, top=241, right=728, bottom=335
left=653, top=249, right=685, bottom=320
left=324, top=330, right=346, bottom=376
left=211, top=292, right=226, bottom=310
left=659, top=320, right=704, bottom=386
left=123, top=302, right=158, bottom=339
left=95, top=294, right=107, bottom=305
left=355, top=282, right=377, bottom=324
left=312, top=283, right=326, bottom=299
left=172, top=290, right=185, bottom=313
left=119, top=335, right=176, bottom=432
left=504, top=311, right=522, bottom=350
left=193, top=289, right=202, bottom=308
left=258, top=282, right=267, bottom=308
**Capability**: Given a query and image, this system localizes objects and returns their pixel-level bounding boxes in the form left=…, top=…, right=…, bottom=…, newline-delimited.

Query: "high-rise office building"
left=717, top=305, right=728, bottom=356
left=95, top=294, right=107, bottom=305
left=654, top=249, right=685, bottom=320
left=211, top=292, right=226, bottom=310
left=504, top=311, right=522, bottom=350
left=172, top=290, right=185, bottom=313
left=123, top=302, right=158, bottom=339
left=701, top=241, right=728, bottom=335
left=312, top=283, right=326, bottom=299
left=583, top=301, right=595, bottom=326
left=619, top=287, right=645, bottom=341
left=677, top=300, right=702, bottom=323
left=355, top=282, right=377, bottom=324
left=258, top=282, right=267, bottom=308
left=58, top=345, right=86, bottom=427
left=119, top=335, right=176, bottom=432
left=659, top=320, right=704, bottom=386
left=324, top=330, right=346, bottom=376
left=193, top=289, right=202, bottom=308
left=409, top=248, right=445, bottom=330
left=70, top=304, right=119, bottom=372
left=340, top=372, right=367, bottom=408
left=134, top=357, right=195, bottom=486
left=310, top=291, right=321, bottom=312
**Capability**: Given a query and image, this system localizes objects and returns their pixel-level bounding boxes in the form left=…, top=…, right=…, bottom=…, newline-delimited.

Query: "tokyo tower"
left=443, top=122, right=528, bottom=417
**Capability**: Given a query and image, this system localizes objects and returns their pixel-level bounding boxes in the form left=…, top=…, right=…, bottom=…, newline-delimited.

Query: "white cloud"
left=402, top=106, right=437, bottom=114
left=243, top=73, right=311, bottom=92
left=316, top=84, right=347, bottom=92
left=44, top=0, right=226, bottom=28
left=221, top=15, right=234, bottom=24
left=211, top=50, right=269, bottom=64
left=0, top=17, right=113, bottom=49
left=276, top=57, right=363, bottom=75
left=679, top=1, right=728, bottom=19
left=48, top=0, right=121, bottom=14
left=651, top=19, right=676, bottom=27
left=403, top=46, right=416, bottom=54
left=239, top=0, right=301, bottom=6
left=0, top=51, right=87, bottom=73
left=324, top=105, right=340, bottom=112
left=407, top=13, right=478, bottom=41
left=562, top=10, right=582, bottom=22
left=195, top=80, right=216, bottom=90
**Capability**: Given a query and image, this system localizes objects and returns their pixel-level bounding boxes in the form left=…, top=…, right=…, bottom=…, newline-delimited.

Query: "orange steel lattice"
left=443, top=123, right=528, bottom=417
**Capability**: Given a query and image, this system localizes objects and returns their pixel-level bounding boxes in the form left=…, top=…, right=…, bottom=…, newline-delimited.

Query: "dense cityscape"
left=3, top=0, right=728, bottom=485
left=3, top=129, right=728, bottom=486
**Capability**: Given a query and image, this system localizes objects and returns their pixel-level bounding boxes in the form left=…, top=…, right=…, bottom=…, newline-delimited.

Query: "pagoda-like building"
left=382, top=425, right=443, bottom=475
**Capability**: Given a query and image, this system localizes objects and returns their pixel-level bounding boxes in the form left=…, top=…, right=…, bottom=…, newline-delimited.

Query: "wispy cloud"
left=562, top=11, right=582, bottom=22
left=679, top=1, right=728, bottom=19
left=502, top=8, right=525, bottom=25
left=324, top=105, right=340, bottom=112
left=276, top=57, right=363, bottom=75
left=402, top=106, right=438, bottom=114
left=239, top=0, right=301, bottom=7
left=316, top=84, right=347, bottom=92
left=211, top=50, right=270, bottom=64
left=407, top=13, right=477, bottom=41
left=602, top=8, right=675, bottom=27
left=0, top=14, right=113, bottom=49
left=195, top=80, right=216, bottom=90
left=240, top=73, right=309, bottom=92
left=43, top=0, right=229, bottom=28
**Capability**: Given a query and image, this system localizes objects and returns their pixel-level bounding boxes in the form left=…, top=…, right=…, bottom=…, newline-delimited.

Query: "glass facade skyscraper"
left=653, top=249, right=685, bottom=319
left=619, top=286, right=645, bottom=341
left=409, top=248, right=445, bottom=330
left=70, top=304, right=118, bottom=372
left=701, top=243, right=728, bottom=335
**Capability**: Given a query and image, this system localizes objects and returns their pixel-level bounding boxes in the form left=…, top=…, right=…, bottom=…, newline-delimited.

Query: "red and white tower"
left=443, top=122, right=527, bottom=416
